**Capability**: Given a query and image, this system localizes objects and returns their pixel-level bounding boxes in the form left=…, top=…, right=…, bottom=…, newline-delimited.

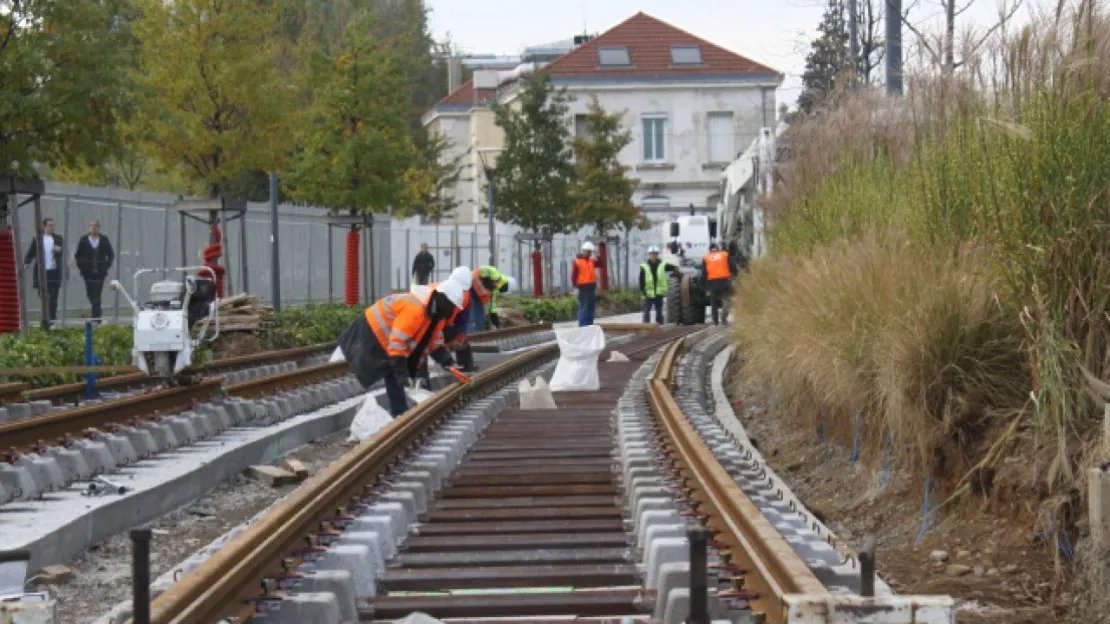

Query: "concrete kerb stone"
left=350, top=515, right=398, bottom=558
left=74, top=439, right=117, bottom=475
left=0, top=462, right=36, bottom=501
left=30, top=400, right=52, bottom=415
left=137, top=420, right=178, bottom=452
left=17, top=453, right=65, bottom=495
left=100, top=432, right=139, bottom=466
left=163, top=414, right=198, bottom=445
left=266, top=592, right=341, bottom=624
left=7, top=403, right=31, bottom=420
left=119, top=426, right=157, bottom=459
left=44, top=446, right=92, bottom=483
left=335, top=532, right=387, bottom=575
left=297, top=570, right=357, bottom=623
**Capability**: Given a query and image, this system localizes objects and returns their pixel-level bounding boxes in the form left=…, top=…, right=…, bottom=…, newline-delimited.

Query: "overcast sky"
left=426, top=0, right=1043, bottom=107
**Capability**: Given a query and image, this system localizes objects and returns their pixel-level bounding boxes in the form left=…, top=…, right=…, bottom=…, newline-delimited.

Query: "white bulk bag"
left=519, top=377, right=557, bottom=410
left=548, top=325, right=606, bottom=392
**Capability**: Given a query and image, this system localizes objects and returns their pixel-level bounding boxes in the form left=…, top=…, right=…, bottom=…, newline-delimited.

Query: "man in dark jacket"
left=412, top=243, right=435, bottom=285
left=638, top=245, right=680, bottom=325
left=23, top=217, right=64, bottom=323
left=74, top=220, right=115, bottom=321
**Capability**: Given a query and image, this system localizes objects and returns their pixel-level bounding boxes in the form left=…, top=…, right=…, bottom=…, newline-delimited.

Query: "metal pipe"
left=686, top=525, right=710, bottom=624
left=10, top=192, right=28, bottom=332
left=113, top=201, right=123, bottom=322
left=85, top=321, right=96, bottom=400
left=239, top=205, right=248, bottom=296
left=886, top=0, right=903, bottom=94
left=270, top=172, right=281, bottom=311
left=33, top=196, right=48, bottom=329
left=130, top=528, right=152, bottom=624
left=60, top=197, right=70, bottom=326
left=486, top=170, right=495, bottom=266
left=326, top=224, right=333, bottom=303
left=859, top=536, right=877, bottom=596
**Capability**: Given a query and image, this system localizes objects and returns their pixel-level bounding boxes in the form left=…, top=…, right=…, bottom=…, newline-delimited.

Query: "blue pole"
left=84, top=321, right=96, bottom=399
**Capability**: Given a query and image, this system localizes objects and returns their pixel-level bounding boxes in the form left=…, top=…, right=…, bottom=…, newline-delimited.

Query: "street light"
left=476, top=147, right=503, bottom=267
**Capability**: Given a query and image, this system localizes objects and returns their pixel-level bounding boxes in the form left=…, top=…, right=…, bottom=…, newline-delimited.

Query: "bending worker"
left=468, top=265, right=507, bottom=333
left=571, top=241, right=598, bottom=327
left=639, top=245, right=679, bottom=325
left=336, top=281, right=467, bottom=418
left=702, top=243, right=734, bottom=325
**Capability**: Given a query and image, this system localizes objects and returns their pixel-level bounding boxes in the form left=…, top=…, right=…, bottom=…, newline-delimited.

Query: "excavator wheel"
left=665, top=279, right=683, bottom=325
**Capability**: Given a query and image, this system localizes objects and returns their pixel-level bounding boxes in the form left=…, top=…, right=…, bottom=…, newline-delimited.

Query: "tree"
left=0, top=0, right=139, bottom=180
left=570, top=97, right=641, bottom=238
left=901, top=0, right=1022, bottom=75
left=284, top=12, right=417, bottom=215
left=799, top=0, right=851, bottom=114
left=402, top=132, right=470, bottom=223
left=490, top=72, right=578, bottom=242
left=847, top=0, right=887, bottom=84
left=136, top=0, right=296, bottom=198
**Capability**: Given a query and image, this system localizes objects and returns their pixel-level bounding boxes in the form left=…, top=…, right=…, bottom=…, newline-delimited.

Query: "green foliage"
left=137, top=0, right=296, bottom=198
left=0, top=325, right=210, bottom=386
left=570, top=97, right=643, bottom=236
left=404, top=131, right=470, bottom=222
left=265, top=304, right=363, bottom=349
left=518, top=290, right=641, bottom=323
left=491, top=72, right=578, bottom=239
left=799, top=0, right=850, bottom=114
left=284, top=12, right=416, bottom=215
left=0, top=0, right=140, bottom=177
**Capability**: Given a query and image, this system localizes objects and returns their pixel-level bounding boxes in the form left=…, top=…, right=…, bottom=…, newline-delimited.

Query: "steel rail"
left=224, top=361, right=350, bottom=400
left=0, top=380, right=224, bottom=450
left=144, top=341, right=568, bottom=624
left=648, top=337, right=830, bottom=624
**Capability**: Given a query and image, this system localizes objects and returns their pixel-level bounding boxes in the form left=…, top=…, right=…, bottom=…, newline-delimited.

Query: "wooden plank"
left=247, top=465, right=298, bottom=486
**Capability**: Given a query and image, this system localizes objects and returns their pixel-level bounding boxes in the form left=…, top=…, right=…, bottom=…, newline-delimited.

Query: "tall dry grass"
left=738, top=1, right=1110, bottom=491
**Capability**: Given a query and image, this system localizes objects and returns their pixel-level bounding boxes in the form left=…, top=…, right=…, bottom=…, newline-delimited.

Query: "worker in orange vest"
left=571, top=241, right=598, bottom=326
left=336, top=281, right=466, bottom=417
left=702, top=243, right=734, bottom=325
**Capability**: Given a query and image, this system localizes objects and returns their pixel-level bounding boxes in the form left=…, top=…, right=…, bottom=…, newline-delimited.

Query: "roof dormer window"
left=598, top=46, right=631, bottom=66
left=670, top=45, right=703, bottom=65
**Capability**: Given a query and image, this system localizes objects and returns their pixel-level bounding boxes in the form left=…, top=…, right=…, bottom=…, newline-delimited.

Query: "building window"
left=598, top=46, right=631, bottom=66
left=671, top=45, right=703, bottom=65
left=642, top=116, right=666, bottom=163
left=574, top=114, right=589, bottom=138
left=707, top=112, right=734, bottom=163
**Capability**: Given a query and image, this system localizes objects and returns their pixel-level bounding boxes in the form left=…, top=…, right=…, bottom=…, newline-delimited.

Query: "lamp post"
left=476, top=148, right=503, bottom=267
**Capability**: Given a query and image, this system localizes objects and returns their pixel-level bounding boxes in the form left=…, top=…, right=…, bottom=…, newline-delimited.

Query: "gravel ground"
left=47, top=430, right=358, bottom=623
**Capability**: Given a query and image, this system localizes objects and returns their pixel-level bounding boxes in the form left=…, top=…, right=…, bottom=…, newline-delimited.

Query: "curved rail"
left=146, top=341, right=564, bottom=623
left=648, top=337, right=830, bottom=624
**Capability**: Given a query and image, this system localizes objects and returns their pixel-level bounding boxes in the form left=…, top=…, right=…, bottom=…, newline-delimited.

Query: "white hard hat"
left=648, top=245, right=660, bottom=254
left=450, top=266, right=472, bottom=287
left=581, top=241, right=595, bottom=252
left=434, top=279, right=466, bottom=309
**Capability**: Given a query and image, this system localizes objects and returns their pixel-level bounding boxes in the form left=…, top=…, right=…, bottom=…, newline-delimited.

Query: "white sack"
left=607, top=350, right=630, bottom=362
left=329, top=345, right=346, bottom=363
left=348, top=392, right=393, bottom=442
left=548, top=325, right=606, bottom=392
left=519, top=377, right=557, bottom=410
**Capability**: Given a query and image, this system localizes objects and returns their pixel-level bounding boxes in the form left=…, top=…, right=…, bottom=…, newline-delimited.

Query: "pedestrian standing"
left=639, top=245, right=678, bottom=325
left=702, top=243, right=733, bottom=325
left=74, top=220, right=115, bottom=321
left=412, top=242, right=435, bottom=285
left=23, top=217, right=64, bottom=324
left=572, top=242, right=598, bottom=327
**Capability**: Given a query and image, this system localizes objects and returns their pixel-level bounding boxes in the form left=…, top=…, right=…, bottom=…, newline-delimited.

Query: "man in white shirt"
left=23, top=217, right=64, bottom=323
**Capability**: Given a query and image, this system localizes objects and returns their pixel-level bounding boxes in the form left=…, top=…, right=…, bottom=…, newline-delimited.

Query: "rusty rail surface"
left=648, top=338, right=830, bottom=624
left=0, top=380, right=223, bottom=450
left=0, top=382, right=29, bottom=404
left=145, top=338, right=568, bottom=624
left=224, top=361, right=350, bottom=400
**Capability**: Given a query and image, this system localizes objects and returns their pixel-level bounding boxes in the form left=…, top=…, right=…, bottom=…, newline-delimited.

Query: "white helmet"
left=647, top=245, right=660, bottom=254
left=581, top=241, right=595, bottom=252
left=434, top=279, right=466, bottom=308
left=450, top=266, right=472, bottom=288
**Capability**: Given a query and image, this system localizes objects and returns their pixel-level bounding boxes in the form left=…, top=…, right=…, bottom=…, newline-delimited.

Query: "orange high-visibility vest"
left=704, top=251, right=731, bottom=280
left=365, top=292, right=446, bottom=359
left=574, top=257, right=597, bottom=286
left=471, top=270, right=493, bottom=304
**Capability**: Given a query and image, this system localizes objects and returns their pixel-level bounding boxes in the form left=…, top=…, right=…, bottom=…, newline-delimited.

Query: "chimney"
left=447, top=57, right=463, bottom=93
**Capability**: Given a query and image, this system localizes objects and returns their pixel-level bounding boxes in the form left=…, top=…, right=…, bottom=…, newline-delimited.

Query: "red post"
left=0, top=227, right=19, bottom=333
left=345, top=227, right=360, bottom=306
left=531, top=248, right=543, bottom=296
left=598, top=241, right=609, bottom=291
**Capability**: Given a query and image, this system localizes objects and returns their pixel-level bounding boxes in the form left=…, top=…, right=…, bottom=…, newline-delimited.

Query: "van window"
left=669, top=222, right=680, bottom=237
left=688, top=217, right=706, bottom=226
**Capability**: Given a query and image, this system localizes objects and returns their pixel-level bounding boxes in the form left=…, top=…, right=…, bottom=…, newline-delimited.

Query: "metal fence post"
left=270, top=172, right=281, bottom=310
left=60, top=197, right=70, bottom=326
left=113, top=201, right=123, bottom=322
left=326, top=224, right=333, bottom=303
left=10, top=192, right=28, bottom=332
left=306, top=222, right=314, bottom=304
left=130, top=528, right=152, bottom=624
left=686, top=526, right=710, bottom=624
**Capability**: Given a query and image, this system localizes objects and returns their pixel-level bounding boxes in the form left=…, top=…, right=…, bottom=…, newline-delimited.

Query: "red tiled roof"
left=544, top=12, right=779, bottom=79
left=436, top=80, right=496, bottom=108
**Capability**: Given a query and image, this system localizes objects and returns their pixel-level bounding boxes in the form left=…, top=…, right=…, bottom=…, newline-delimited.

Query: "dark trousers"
left=85, top=277, right=105, bottom=319
left=414, top=271, right=431, bottom=285
left=642, top=296, right=664, bottom=325
left=470, top=298, right=486, bottom=333
left=709, top=279, right=731, bottom=325
left=383, top=375, right=410, bottom=417
left=577, top=284, right=596, bottom=327
left=36, top=269, right=61, bottom=322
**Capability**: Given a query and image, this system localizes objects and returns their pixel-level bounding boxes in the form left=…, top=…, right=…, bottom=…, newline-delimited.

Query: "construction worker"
left=571, top=241, right=598, bottom=327
left=639, top=245, right=679, bottom=325
left=702, top=243, right=734, bottom=325
left=409, top=267, right=481, bottom=386
left=486, top=271, right=510, bottom=329
left=336, top=281, right=466, bottom=418
left=468, top=265, right=506, bottom=333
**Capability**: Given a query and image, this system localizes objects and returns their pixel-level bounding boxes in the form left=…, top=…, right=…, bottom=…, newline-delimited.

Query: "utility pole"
left=269, top=171, right=281, bottom=312
left=886, top=0, right=903, bottom=94
left=848, top=0, right=860, bottom=89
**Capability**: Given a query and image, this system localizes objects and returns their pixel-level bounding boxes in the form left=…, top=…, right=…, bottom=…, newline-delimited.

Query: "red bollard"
left=531, top=249, right=543, bottom=296
left=345, top=228, right=360, bottom=306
